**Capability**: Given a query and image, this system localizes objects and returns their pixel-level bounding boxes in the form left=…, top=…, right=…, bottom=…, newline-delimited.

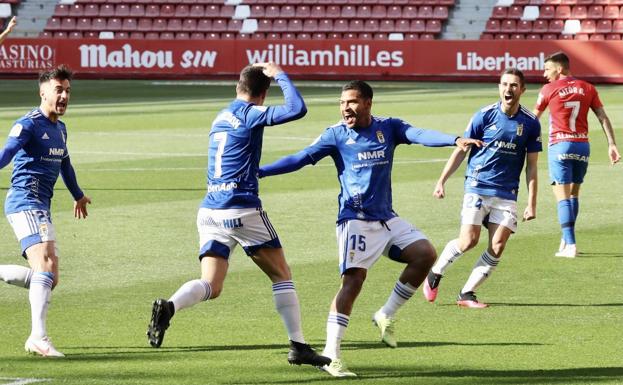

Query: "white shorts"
left=197, top=207, right=281, bottom=260
left=460, top=193, right=518, bottom=232
left=336, top=217, right=427, bottom=274
left=6, top=209, right=57, bottom=257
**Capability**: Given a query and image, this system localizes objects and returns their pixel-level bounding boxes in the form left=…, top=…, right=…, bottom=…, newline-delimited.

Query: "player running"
left=146, top=62, right=330, bottom=368
left=533, top=51, right=620, bottom=258
left=423, top=68, right=541, bottom=308
left=0, top=65, right=91, bottom=357
left=259, top=80, right=481, bottom=377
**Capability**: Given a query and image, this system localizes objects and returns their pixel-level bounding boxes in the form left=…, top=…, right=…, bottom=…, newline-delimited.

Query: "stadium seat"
left=341, top=5, right=357, bottom=17
left=204, top=5, right=220, bottom=18
left=359, top=32, right=374, bottom=39
left=195, top=19, right=211, bottom=32
left=561, top=0, right=578, bottom=4
left=280, top=5, right=295, bottom=17
left=542, top=33, right=558, bottom=39
left=130, top=5, right=145, bottom=18
left=386, top=6, right=401, bottom=18
left=295, top=5, right=311, bottom=18
left=596, top=20, right=612, bottom=33
left=420, top=33, right=435, bottom=40
left=349, top=19, right=364, bottom=32
left=137, top=18, right=152, bottom=32
left=580, top=19, right=596, bottom=33
left=53, top=31, right=67, bottom=39
left=303, top=19, right=318, bottom=32
left=152, top=18, right=167, bottom=32
left=402, top=6, right=417, bottom=19
left=91, top=18, right=106, bottom=31
left=288, top=19, right=303, bottom=32
left=129, top=32, right=144, bottom=39
left=532, top=19, right=548, bottom=33
left=606, top=33, right=621, bottom=40
left=395, top=19, right=410, bottom=32
left=555, top=5, right=571, bottom=19
left=227, top=19, right=242, bottom=32
left=433, top=6, right=448, bottom=19
left=115, top=4, right=130, bottom=18
left=508, top=6, right=523, bottom=18
left=526, top=33, right=541, bottom=39
left=411, top=19, right=426, bottom=33
left=175, top=5, right=190, bottom=18
left=190, top=5, right=205, bottom=18
left=326, top=5, right=340, bottom=18
left=174, top=32, right=189, bottom=40
left=480, top=32, right=494, bottom=39
left=379, top=19, right=394, bottom=32
left=54, top=4, right=69, bottom=17
left=220, top=6, right=235, bottom=18
left=145, top=32, right=159, bottom=40
left=517, top=20, right=532, bottom=32
left=182, top=18, right=196, bottom=31
left=318, top=19, right=333, bottom=32
left=365, top=19, right=379, bottom=32
left=343, top=32, right=358, bottom=40
left=590, top=33, right=605, bottom=40
left=45, top=17, right=61, bottom=31
left=374, top=32, right=388, bottom=40
left=99, top=4, right=114, bottom=17
left=296, top=32, right=311, bottom=39
left=485, top=19, right=502, bottom=33
left=105, top=18, right=121, bottom=31
left=426, top=19, right=441, bottom=33
left=327, top=33, right=342, bottom=39
left=312, top=32, right=326, bottom=40
left=571, top=5, right=588, bottom=19
left=121, top=18, right=137, bottom=32
left=264, top=5, right=279, bottom=18
left=404, top=33, right=419, bottom=40
left=501, top=19, right=516, bottom=32
left=574, top=33, right=589, bottom=40
left=145, top=5, right=159, bottom=18
left=549, top=19, right=565, bottom=33
left=540, top=5, right=555, bottom=19
left=614, top=20, right=623, bottom=33
left=603, top=5, right=619, bottom=19
left=160, top=5, right=175, bottom=18
left=160, top=32, right=175, bottom=40
left=68, top=4, right=83, bottom=17
left=332, top=19, right=348, bottom=32
left=60, top=17, right=76, bottom=31
left=491, top=6, right=508, bottom=19
left=510, top=33, right=525, bottom=39
left=212, top=19, right=228, bottom=32
left=250, top=5, right=264, bottom=17
left=76, top=18, right=91, bottom=31
left=418, top=6, right=434, bottom=18
left=495, top=33, right=509, bottom=39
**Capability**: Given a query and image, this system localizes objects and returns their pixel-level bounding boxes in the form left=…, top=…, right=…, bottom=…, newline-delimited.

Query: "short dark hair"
left=544, top=51, right=570, bottom=70
left=501, top=67, right=525, bottom=87
left=237, top=65, right=271, bottom=98
left=39, top=64, right=73, bottom=84
left=342, top=80, right=373, bottom=100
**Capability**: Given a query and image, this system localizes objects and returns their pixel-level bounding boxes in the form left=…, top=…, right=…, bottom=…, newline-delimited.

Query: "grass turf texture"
left=0, top=79, right=621, bottom=385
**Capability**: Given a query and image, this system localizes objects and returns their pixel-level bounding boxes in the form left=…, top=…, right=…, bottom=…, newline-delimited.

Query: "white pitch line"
left=0, top=378, right=50, bottom=385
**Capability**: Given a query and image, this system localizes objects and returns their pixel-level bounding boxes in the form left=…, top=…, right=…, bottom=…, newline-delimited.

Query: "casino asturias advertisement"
left=1, top=39, right=622, bottom=83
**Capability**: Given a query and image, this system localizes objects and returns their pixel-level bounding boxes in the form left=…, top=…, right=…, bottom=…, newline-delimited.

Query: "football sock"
left=379, top=281, right=417, bottom=317
left=29, top=272, right=54, bottom=339
left=323, top=312, right=349, bottom=360
left=169, top=279, right=212, bottom=312
left=557, top=199, right=576, bottom=245
left=431, top=238, right=463, bottom=275
left=570, top=197, right=579, bottom=221
left=0, top=265, right=32, bottom=288
left=461, top=250, right=499, bottom=294
left=272, top=280, right=305, bottom=344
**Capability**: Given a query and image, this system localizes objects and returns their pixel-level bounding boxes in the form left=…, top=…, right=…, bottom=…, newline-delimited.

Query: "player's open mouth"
left=343, top=114, right=355, bottom=125
left=504, top=94, right=513, bottom=102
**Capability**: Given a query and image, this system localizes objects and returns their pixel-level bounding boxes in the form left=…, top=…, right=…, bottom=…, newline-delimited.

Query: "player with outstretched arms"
left=532, top=51, right=620, bottom=258
left=0, top=65, right=91, bottom=357
left=146, top=62, right=330, bottom=368
left=259, top=80, right=481, bottom=377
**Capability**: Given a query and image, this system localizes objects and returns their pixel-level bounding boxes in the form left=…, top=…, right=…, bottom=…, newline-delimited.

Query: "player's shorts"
left=196, top=207, right=282, bottom=260
left=461, top=193, right=518, bottom=233
left=335, top=217, right=427, bottom=275
left=548, top=141, right=590, bottom=185
left=6, top=209, right=57, bottom=258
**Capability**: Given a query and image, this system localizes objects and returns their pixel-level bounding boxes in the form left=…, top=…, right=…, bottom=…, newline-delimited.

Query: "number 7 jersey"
left=534, top=76, right=602, bottom=145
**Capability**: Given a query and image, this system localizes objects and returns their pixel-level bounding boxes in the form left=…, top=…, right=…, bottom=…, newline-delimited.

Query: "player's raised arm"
left=252, top=62, right=306, bottom=125
left=0, top=16, right=16, bottom=44
left=259, top=150, right=314, bottom=178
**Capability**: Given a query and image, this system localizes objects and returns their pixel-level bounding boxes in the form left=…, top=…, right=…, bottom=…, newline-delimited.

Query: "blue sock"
left=557, top=199, right=576, bottom=245
left=570, top=197, right=579, bottom=221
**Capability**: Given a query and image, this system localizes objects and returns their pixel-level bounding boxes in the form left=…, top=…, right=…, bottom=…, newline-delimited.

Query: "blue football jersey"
left=4, top=108, right=71, bottom=214
left=464, top=102, right=542, bottom=201
left=201, top=73, right=306, bottom=209
left=302, top=116, right=456, bottom=223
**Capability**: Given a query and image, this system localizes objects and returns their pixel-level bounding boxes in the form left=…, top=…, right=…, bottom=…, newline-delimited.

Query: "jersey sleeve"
left=393, top=119, right=456, bottom=147
left=302, top=127, right=337, bottom=164
left=7, top=119, right=34, bottom=147
left=244, top=73, right=307, bottom=128
left=534, top=85, right=550, bottom=112
left=464, top=110, right=485, bottom=140
left=588, top=84, right=604, bottom=110
left=526, top=119, right=543, bottom=153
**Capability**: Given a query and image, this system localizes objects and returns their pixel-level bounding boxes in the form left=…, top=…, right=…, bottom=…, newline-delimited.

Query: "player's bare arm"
left=593, top=107, right=620, bottom=164
left=522, top=152, right=539, bottom=222
left=433, top=147, right=468, bottom=199
left=0, top=16, right=16, bottom=43
left=455, top=137, right=483, bottom=151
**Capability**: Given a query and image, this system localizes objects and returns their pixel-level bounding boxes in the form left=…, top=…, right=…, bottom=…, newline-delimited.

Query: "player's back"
left=536, top=77, right=601, bottom=144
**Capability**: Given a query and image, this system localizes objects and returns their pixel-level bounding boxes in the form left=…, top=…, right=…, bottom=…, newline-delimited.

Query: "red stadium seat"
left=145, top=32, right=159, bottom=40
left=288, top=19, right=303, bottom=32
left=45, top=17, right=61, bottom=31
left=129, top=5, right=145, bottom=18
left=303, top=19, right=318, bottom=32
left=542, top=33, right=557, bottom=39
left=326, top=5, right=340, bottom=17
left=395, top=19, right=410, bottom=32
left=121, top=18, right=137, bottom=32
left=349, top=19, right=364, bottom=32
left=495, top=34, right=509, bottom=40
left=359, top=32, right=374, bottom=39
left=574, top=33, right=589, bottom=40
left=491, top=6, right=507, bottom=19
left=250, top=5, right=264, bottom=17
left=263, top=5, right=279, bottom=18
left=614, top=20, right=623, bottom=33
left=220, top=5, right=235, bottom=17
left=420, top=33, right=435, bottom=40
left=540, top=5, right=555, bottom=19
left=508, top=6, right=524, bottom=18
left=364, top=19, right=379, bottom=32
left=341, top=5, right=357, bottom=17
left=175, top=5, right=190, bottom=18
left=374, top=32, right=388, bottom=40
left=295, top=5, right=310, bottom=18
left=596, top=19, right=612, bottom=33
left=587, top=5, right=603, bottom=19
left=501, top=19, right=516, bottom=33
left=204, top=5, right=220, bottom=18
left=379, top=19, right=394, bottom=32
left=532, top=19, right=548, bottom=33
left=182, top=19, right=196, bottom=31
left=318, top=19, right=333, bottom=32
left=165, top=18, right=181, bottom=32
left=68, top=4, right=84, bottom=17
left=137, top=18, right=152, bottom=32
left=152, top=18, right=167, bottom=32
left=548, top=19, right=564, bottom=33
left=281, top=5, right=296, bottom=17
left=590, top=33, right=605, bottom=40
left=115, top=4, right=130, bottom=18
left=54, top=4, right=69, bottom=17
left=296, top=32, right=311, bottom=39
left=160, top=32, right=175, bottom=40
left=130, top=32, right=145, bottom=39
left=603, top=5, right=619, bottom=19
left=310, top=6, right=325, bottom=18
left=76, top=18, right=91, bottom=31
left=60, top=17, right=76, bottom=31
left=84, top=4, right=99, bottom=17
left=484, top=19, right=501, bottom=33
left=53, top=31, right=67, bottom=39
left=606, top=33, right=621, bottom=40
left=197, top=19, right=212, bottom=32
left=517, top=20, right=532, bottom=33
left=227, top=19, right=242, bottom=32
left=175, top=32, right=189, bottom=40
left=212, top=19, right=228, bottom=32
left=571, top=5, right=587, bottom=19
left=105, top=18, right=121, bottom=31
left=160, top=5, right=175, bottom=18
left=386, top=6, right=401, bottom=18
left=411, top=19, right=426, bottom=33
left=333, top=19, right=348, bottom=32
left=402, top=6, right=417, bottom=19
left=510, top=33, right=525, bottom=39
left=425, top=19, right=441, bottom=33
left=526, top=33, right=541, bottom=39
left=312, top=32, right=326, bottom=40
left=418, top=6, right=433, bottom=18
left=580, top=19, right=596, bottom=33
left=555, top=5, right=571, bottom=19
left=99, top=4, right=114, bottom=17
left=561, top=0, right=578, bottom=4
left=433, top=6, right=448, bottom=19
left=145, top=5, right=159, bottom=18
left=189, top=5, right=204, bottom=18
left=91, top=18, right=106, bottom=31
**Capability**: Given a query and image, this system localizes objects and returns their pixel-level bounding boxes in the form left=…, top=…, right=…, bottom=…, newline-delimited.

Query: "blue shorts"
left=548, top=142, right=590, bottom=185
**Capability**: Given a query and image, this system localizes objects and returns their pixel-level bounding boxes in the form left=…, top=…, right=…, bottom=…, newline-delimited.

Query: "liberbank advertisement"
left=1, top=39, right=622, bottom=83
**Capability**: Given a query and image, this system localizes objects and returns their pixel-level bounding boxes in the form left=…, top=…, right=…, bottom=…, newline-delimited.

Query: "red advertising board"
left=1, top=39, right=622, bottom=83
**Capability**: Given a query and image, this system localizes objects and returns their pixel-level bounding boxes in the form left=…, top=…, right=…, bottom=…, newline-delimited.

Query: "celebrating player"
left=423, top=68, right=541, bottom=308
left=0, top=65, right=91, bottom=357
left=533, top=51, right=620, bottom=258
left=0, top=16, right=16, bottom=44
left=259, top=80, right=481, bottom=377
left=146, top=62, right=330, bottom=368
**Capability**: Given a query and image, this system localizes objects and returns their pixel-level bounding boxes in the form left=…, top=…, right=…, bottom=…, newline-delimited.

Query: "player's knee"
left=489, top=243, right=505, bottom=257
left=458, top=237, right=478, bottom=252
left=208, top=282, right=223, bottom=299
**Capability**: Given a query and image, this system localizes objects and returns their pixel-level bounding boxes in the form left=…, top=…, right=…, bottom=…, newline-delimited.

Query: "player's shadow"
left=229, top=366, right=623, bottom=384
left=486, top=302, right=623, bottom=307
left=576, top=252, right=623, bottom=258
left=339, top=340, right=544, bottom=350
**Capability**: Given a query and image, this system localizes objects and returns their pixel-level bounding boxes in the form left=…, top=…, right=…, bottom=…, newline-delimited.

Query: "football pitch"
left=0, top=79, right=621, bottom=385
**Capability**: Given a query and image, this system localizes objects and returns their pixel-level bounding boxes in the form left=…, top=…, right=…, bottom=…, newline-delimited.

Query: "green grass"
left=0, top=79, right=621, bottom=385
